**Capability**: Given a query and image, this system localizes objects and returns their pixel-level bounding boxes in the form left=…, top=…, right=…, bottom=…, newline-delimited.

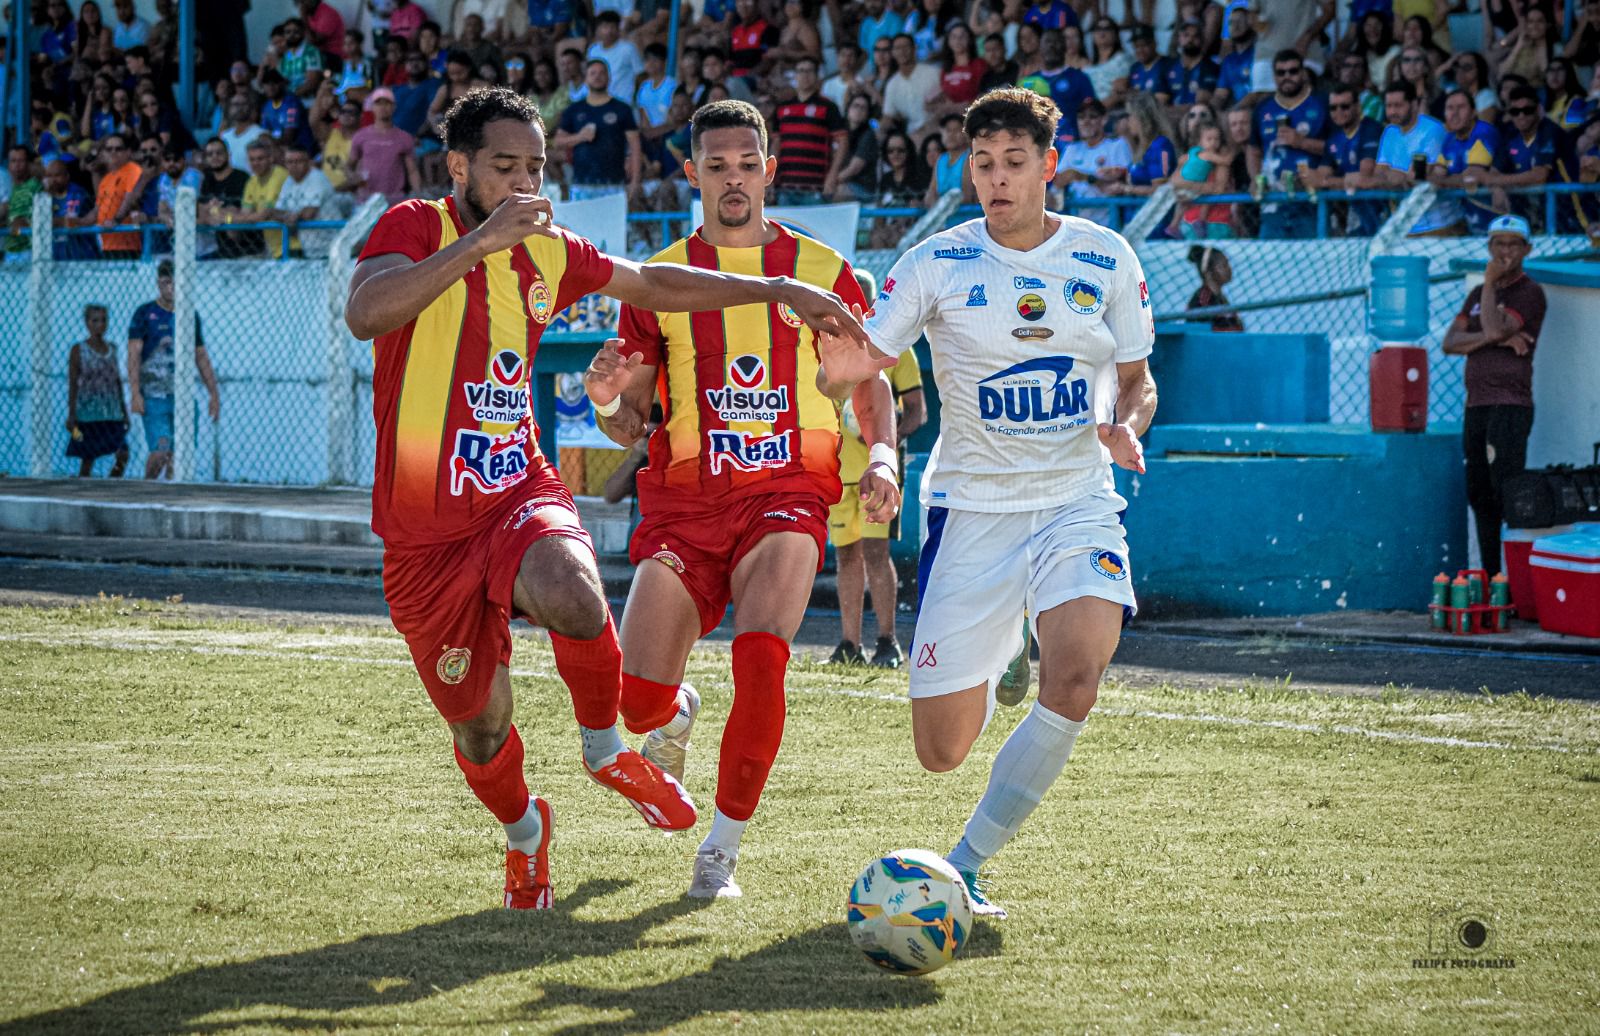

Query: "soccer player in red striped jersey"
left=582, top=100, right=900, bottom=899
left=343, top=89, right=869, bottom=910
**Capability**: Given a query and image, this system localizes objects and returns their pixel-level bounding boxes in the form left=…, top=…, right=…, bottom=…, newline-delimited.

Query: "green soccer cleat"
left=995, top=618, right=1032, bottom=707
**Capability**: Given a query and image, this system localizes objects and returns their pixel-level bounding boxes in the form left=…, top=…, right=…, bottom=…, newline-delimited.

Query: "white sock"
left=951, top=701, right=1085, bottom=869
left=657, top=686, right=694, bottom=738
left=505, top=799, right=544, bottom=855
left=580, top=724, right=624, bottom=770
left=699, top=809, right=747, bottom=856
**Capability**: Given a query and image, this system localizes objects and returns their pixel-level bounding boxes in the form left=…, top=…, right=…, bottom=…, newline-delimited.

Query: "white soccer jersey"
left=866, top=215, right=1154, bottom=513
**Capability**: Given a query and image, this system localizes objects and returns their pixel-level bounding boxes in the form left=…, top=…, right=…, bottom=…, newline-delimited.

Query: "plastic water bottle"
left=1490, top=573, right=1511, bottom=631
left=1450, top=576, right=1471, bottom=634
left=1431, top=572, right=1450, bottom=629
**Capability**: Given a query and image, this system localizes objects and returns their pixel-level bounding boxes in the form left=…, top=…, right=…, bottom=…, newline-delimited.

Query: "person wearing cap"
left=1127, top=24, right=1172, bottom=104
left=1055, top=96, right=1131, bottom=225
left=127, top=259, right=221, bottom=480
left=1442, top=214, right=1544, bottom=577
left=349, top=87, right=420, bottom=205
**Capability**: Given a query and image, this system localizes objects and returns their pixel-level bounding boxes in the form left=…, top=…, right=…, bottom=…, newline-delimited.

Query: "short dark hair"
left=420, top=19, right=441, bottom=35
left=596, top=9, right=621, bottom=24
left=645, top=42, right=667, bottom=61
left=1508, top=85, right=1541, bottom=107
left=1444, top=87, right=1475, bottom=108
left=441, top=87, right=545, bottom=155
left=446, top=48, right=473, bottom=68
left=1385, top=79, right=1418, bottom=102
left=259, top=67, right=286, bottom=86
left=157, top=258, right=174, bottom=278
left=125, top=44, right=149, bottom=62
left=1273, top=48, right=1304, bottom=68
left=1327, top=85, right=1357, bottom=105
left=690, top=98, right=769, bottom=155
left=8, top=144, right=33, bottom=159
left=963, top=87, right=1061, bottom=153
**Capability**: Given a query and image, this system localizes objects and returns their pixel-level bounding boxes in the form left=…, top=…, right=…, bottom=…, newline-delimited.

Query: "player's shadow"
left=0, top=878, right=697, bottom=1035
left=1, top=881, right=996, bottom=1034
left=522, top=921, right=1004, bottom=1035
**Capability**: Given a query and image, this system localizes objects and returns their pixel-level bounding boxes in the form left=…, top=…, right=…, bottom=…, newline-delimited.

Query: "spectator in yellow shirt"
left=241, top=138, right=288, bottom=257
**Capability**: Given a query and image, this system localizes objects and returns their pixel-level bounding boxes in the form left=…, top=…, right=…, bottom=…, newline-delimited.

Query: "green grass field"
left=2, top=598, right=1598, bottom=1034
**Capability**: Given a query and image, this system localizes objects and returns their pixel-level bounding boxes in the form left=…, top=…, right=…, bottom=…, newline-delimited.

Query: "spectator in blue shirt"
left=1311, top=85, right=1385, bottom=235
left=1429, top=89, right=1501, bottom=234
left=44, top=158, right=99, bottom=261
left=1127, top=25, right=1171, bottom=103
left=1252, top=49, right=1327, bottom=238
left=1487, top=87, right=1563, bottom=228
left=1214, top=5, right=1256, bottom=107
left=1375, top=80, right=1448, bottom=188
left=1028, top=30, right=1096, bottom=143
left=389, top=52, right=437, bottom=137
left=856, top=0, right=906, bottom=60
left=1166, top=22, right=1219, bottom=107
left=553, top=60, right=642, bottom=202
left=1022, top=0, right=1078, bottom=31
left=258, top=69, right=314, bottom=153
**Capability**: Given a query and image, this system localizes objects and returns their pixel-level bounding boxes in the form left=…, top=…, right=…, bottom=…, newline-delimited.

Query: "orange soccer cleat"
left=503, top=797, right=554, bottom=910
left=585, top=749, right=698, bottom=830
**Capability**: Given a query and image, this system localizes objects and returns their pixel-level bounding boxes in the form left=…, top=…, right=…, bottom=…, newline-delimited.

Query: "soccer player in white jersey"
left=825, top=88, right=1158, bottom=917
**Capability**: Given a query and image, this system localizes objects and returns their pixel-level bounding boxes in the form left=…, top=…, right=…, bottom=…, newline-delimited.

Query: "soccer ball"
left=846, top=849, right=973, bottom=975
left=839, top=397, right=863, bottom=443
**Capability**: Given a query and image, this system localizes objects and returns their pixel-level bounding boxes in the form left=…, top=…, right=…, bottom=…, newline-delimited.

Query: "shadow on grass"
left=1, top=879, right=987, bottom=1033
left=522, top=920, right=1000, bottom=1035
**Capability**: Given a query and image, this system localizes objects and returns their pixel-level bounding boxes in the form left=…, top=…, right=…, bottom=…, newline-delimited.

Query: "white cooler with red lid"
left=1529, top=532, right=1600, bottom=638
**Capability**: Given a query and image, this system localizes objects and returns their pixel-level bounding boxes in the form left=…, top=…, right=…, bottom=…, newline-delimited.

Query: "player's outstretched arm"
left=600, top=256, right=872, bottom=347
left=583, top=338, right=657, bottom=446
left=814, top=302, right=896, bottom=400
left=345, top=194, right=558, bottom=340
left=852, top=372, right=903, bottom=524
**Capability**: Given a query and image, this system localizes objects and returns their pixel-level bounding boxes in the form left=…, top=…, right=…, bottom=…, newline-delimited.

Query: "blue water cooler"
left=1367, top=256, right=1431, bottom=432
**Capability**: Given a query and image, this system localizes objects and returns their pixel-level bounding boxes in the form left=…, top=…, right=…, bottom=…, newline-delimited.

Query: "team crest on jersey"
left=1016, top=293, right=1047, bottom=321
left=966, top=284, right=987, bottom=307
left=450, top=426, right=530, bottom=495
left=527, top=278, right=553, bottom=324
left=728, top=354, right=766, bottom=389
left=436, top=646, right=471, bottom=685
left=776, top=303, right=804, bottom=328
left=1065, top=278, right=1105, bottom=315
left=1014, top=276, right=1046, bottom=290
left=1071, top=249, right=1118, bottom=271
left=1090, top=549, right=1128, bottom=580
left=652, top=545, right=685, bottom=573
left=707, top=429, right=793, bottom=474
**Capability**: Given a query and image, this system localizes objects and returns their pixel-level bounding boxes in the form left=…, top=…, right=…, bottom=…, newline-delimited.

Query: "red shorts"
left=383, top=465, right=592, bottom=724
left=628, top=491, right=829, bottom=637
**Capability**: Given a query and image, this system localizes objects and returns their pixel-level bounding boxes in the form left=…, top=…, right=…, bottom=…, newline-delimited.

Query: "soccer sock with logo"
left=947, top=701, right=1085, bottom=873
left=714, top=631, right=790, bottom=825
left=455, top=724, right=533, bottom=837
left=549, top=617, right=626, bottom=768
left=620, top=672, right=682, bottom=735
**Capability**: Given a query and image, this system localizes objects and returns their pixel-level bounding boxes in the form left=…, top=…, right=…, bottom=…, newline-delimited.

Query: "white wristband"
left=591, top=394, right=621, bottom=418
left=867, top=442, right=898, bottom=478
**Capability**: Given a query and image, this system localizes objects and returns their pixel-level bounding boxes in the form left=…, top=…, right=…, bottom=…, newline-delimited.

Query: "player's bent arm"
left=345, top=243, right=493, bottom=340
left=595, top=361, right=658, bottom=447
left=851, top=372, right=896, bottom=455
left=1115, top=359, right=1157, bottom=437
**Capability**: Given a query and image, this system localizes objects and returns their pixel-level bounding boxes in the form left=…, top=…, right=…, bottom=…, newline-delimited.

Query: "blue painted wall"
left=1114, top=424, right=1467, bottom=616
left=1149, top=327, right=1332, bottom=425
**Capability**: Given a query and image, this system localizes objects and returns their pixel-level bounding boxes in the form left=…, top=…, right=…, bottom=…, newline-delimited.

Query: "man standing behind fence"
left=127, top=259, right=222, bottom=480
left=1442, top=215, right=1543, bottom=577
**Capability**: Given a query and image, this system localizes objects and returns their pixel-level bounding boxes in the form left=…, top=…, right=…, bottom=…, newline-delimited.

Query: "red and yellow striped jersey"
left=359, top=196, right=613, bottom=547
left=618, top=224, right=867, bottom=513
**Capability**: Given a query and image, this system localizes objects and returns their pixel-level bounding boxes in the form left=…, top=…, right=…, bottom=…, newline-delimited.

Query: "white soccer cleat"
left=957, top=869, right=1009, bottom=919
left=687, top=846, right=742, bottom=899
left=641, top=683, right=700, bottom=785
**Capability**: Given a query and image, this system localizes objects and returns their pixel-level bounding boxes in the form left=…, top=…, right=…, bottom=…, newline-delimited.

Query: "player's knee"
left=913, top=728, right=972, bottom=773
left=1038, top=668, right=1101, bottom=723
left=450, top=700, right=512, bottom=764
left=539, top=584, right=609, bottom=639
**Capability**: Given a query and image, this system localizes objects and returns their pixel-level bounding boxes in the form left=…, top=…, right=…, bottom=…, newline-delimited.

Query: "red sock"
left=716, top=631, right=790, bottom=822
left=621, top=671, right=681, bottom=734
left=548, top=616, right=622, bottom=730
left=454, top=724, right=531, bottom=825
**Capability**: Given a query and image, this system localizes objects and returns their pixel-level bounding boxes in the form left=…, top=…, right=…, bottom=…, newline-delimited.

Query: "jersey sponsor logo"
left=776, top=302, right=804, bottom=328
left=1011, top=326, right=1055, bottom=339
left=1013, top=276, right=1046, bottom=290
left=1017, top=293, right=1047, bottom=321
left=1065, top=277, right=1105, bottom=315
left=490, top=349, right=525, bottom=386
left=1139, top=279, right=1150, bottom=309
left=933, top=245, right=983, bottom=260
left=966, top=284, right=988, bottom=307
left=707, top=429, right=794, bottom=474
left=436, top=646, right=472, bottom=685
left=915, top=642, right=937, bottom=667
left=728, top=353, right=767, bottom=389
left=878, top=276, right=896, bottom=302
left=466, top=350, right=532, bottom=422
left=527, top=278, right=554, bottom=324
left=1071, top=249, right=1118, bottom=270
left=977, top=355, right=1092, bottom=431
left=764, top=509, right=799, bottom=522
left=450, top=426, right=531, bottom=495
left=505, top=498, right=549, bottom=531
left=1090, top=548, right=1128, bottom=580
left=705, top=385, right=791, bottom=422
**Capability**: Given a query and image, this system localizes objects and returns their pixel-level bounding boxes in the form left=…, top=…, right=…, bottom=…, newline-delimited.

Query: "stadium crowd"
left=7, top=0, right=1600, bottom=259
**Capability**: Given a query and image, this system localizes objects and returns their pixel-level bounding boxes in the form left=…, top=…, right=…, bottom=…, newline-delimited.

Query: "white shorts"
left=908, top=489, right=1137, bottom=699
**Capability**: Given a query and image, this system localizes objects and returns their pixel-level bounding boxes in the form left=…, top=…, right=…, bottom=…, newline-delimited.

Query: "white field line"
left=2, top=631, right=1593, bottom=756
